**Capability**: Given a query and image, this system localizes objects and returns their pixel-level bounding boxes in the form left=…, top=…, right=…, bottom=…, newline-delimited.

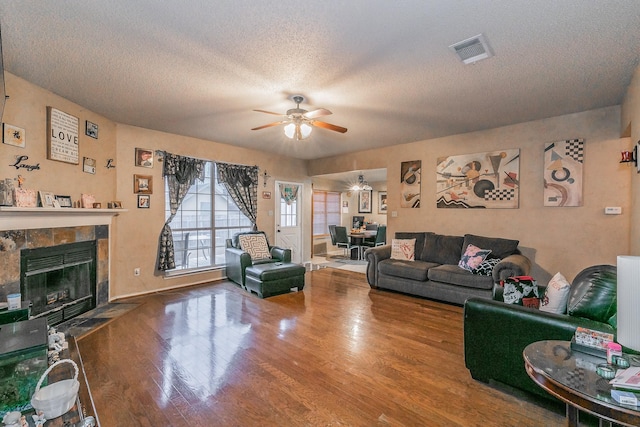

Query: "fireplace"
left=21, top=241, right=96, bottom=325
left=0, top=208, right=117, bottom=327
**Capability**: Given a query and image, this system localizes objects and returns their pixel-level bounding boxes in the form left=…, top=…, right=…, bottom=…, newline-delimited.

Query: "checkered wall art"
left=543, top=139, right=584, bottom=207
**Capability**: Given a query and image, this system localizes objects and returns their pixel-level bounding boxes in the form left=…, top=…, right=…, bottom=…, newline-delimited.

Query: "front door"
left=275, top=181, right=303, bottom=264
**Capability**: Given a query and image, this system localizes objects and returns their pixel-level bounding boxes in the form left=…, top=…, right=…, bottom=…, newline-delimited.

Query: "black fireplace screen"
left=20, top=241, right=96, bottom=325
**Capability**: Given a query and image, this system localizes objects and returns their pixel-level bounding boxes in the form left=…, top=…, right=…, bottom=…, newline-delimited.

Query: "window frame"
left=164, top=161, right=253, bottom=273
left=313, top=190, right=341, bottom=237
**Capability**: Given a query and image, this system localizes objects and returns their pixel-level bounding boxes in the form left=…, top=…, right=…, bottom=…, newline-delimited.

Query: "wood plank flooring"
left=78, top=269, right=565, bottom=426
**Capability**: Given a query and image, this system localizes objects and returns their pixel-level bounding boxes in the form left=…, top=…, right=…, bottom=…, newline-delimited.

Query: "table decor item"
left=30, top=359, right=79, bottom=420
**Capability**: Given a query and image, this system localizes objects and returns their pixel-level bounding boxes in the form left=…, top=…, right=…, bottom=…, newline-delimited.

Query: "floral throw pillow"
left=458, top=244, right=492, bottom=271
left=390, top=238, right=416, bottom=261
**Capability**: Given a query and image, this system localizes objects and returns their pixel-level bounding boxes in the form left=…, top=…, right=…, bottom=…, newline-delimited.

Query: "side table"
left=523, top=340, right=640, bottom=427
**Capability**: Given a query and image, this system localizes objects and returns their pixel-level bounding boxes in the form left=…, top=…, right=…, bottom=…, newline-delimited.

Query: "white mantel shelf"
left=0, top=207, right=127, bottom=231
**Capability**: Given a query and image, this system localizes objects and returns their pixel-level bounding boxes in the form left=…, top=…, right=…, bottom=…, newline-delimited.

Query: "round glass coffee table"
left=523, top=340, right=640, bottom=427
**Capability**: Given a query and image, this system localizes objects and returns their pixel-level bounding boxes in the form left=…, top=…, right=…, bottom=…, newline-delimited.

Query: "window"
left=165, top=162, right=252, bottom=270
left=313, top=191, right=341, bottom=236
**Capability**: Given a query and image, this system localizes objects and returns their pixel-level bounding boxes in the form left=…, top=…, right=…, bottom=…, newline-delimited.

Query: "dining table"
left=348, top=230, right=377, bottom=260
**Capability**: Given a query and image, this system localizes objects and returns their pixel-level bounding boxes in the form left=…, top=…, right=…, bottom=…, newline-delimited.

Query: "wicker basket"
left=30, top=359, right=80, bottom=419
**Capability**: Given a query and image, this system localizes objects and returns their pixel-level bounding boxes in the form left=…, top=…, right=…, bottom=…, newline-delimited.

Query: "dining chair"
left=328, top=225, right=338, bottom=246
left=334, top=226, right=357, bottom=258
left=362, top=225, right=386, bottom=249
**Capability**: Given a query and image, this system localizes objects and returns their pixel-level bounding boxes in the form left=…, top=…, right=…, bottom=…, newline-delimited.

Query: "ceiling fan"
left=252, top=95, right=347, bottom=140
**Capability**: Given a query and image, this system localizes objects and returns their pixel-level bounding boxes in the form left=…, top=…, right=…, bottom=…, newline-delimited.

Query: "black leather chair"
left=464, top=264, right=618, bottom=400
left=225, top=231, right=290, bottom=287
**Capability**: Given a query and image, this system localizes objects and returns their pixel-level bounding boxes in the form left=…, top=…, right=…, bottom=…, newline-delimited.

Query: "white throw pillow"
left=238, top=234, right=271, bottom=260
left=539, top=272, right=571, bottom=314
left=390, top=238, right=416, bottom=261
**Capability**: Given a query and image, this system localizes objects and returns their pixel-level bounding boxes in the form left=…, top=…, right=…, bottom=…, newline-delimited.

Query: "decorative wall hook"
left=262, top=169, right=271, bottom=187
left=106, top=159, right=116, bottom=169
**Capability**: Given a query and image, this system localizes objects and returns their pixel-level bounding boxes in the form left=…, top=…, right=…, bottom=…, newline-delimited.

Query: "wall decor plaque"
left=47, top=107, right=79, bottom=164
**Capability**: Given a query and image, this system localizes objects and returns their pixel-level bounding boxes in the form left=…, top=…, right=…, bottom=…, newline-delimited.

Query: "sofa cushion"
left=379, top=259, right=436, bottom=282
left=540, top=272, right=571, bottom=314
left=458, top=244, right=492, bottom=271
left=395, top=232, right=429, bottom=260
left=567, top=265, right=617, bottom=323
left=421, top=233, right=464, bottom=264
left=462, top=234, right=519, bottom=259
left=428, top=264, right=494, bottom=290
left=390, top=238, right=416, bottom=261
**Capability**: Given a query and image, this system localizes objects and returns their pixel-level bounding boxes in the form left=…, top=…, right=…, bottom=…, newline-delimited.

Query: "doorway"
left=275, top=181, right=303, bottom=264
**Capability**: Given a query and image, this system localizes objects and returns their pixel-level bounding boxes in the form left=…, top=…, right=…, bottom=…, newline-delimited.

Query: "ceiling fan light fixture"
left=351, top=174, right=372, bottom=191
left=284, top=122, right=312, bottom=140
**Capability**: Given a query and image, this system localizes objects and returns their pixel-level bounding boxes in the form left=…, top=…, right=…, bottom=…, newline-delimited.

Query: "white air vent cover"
left=449, top=34, right=494, bottom=64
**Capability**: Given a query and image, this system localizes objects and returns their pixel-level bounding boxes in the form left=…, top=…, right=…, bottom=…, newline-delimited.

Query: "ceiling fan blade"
left=253, top=109, right=284, bottom=116
left=312, top=120, right=348, bottom=133
left=303, top=108, right=332, bottom=119
left=251, top=121, right=286, bottom=131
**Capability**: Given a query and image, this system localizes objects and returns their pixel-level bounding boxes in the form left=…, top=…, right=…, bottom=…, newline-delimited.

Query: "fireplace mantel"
left=0, top=207, right=127, bottom=231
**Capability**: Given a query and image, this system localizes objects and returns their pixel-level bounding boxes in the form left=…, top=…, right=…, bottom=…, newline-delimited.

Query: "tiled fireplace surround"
left=0, top=210, right=117, bottom=312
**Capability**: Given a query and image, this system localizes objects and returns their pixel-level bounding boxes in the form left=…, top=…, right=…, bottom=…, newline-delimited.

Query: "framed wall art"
left=358, top=190, right=372, bottom=213
left=47, top=107, right=79, bottom=164
left=401, top=160, right=421, bottom=208
left=544, top=139, right=583, bottom=207
left=135, top=148, right=153, bottom=168
left=2, top=123, right=26, bottom=148
left=134, top=174, right=153, bottom=194
left=85, top=120, right=98, bottom=139
left=83, top=157, right=96, bottom=174
left=378, top=191, right=388, bottom=214
left=137, top=194, right=150, bottom=208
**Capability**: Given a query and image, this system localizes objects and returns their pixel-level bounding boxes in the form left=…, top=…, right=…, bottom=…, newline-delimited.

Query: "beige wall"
left=112, top=124, right=309, bottom=298
left=310, top=106, right=631, bottom=283
left=1, top=73, right=310, bottom=300
left=622, top=65, right=640, bottom=254
left=1, top=73, right=117, bottom=202
left=4, top=68, right=637, bottom=296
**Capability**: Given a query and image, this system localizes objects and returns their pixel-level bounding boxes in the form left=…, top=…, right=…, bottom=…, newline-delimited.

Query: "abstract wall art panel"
left=544, top=139, right=584, bottom=207
left=401, top=160, right=421, bottom=208
left=436, top=149, right=520, bottom=209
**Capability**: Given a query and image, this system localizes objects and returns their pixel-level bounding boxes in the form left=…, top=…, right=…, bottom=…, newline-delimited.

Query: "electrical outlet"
left=134, top=268, right=141, bottom=276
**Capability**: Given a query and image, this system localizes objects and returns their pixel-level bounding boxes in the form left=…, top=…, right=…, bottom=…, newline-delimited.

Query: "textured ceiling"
left=1, top=1, right=639, bottom=161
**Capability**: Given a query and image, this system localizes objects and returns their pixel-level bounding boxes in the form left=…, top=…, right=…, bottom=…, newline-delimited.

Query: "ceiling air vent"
left=449, top=34, right=494, bottom=65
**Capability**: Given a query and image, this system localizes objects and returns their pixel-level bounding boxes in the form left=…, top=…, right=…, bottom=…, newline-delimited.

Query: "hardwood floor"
left=78, top=269, right=565, bottom=426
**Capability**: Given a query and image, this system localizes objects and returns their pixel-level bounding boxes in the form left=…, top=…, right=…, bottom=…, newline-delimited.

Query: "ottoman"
left=244, top=262, right=305, bottom=298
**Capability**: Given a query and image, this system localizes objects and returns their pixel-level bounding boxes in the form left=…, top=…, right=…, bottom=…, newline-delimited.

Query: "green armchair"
left=463, top=265, right=617, bottom=400
left=225, top=231, right=291, bottom=288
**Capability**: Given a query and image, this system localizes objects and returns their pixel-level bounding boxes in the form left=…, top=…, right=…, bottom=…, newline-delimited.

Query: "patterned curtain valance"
left=162, top=151, right=206, bottom=184
left=279, top=183, right=299, bottom=205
